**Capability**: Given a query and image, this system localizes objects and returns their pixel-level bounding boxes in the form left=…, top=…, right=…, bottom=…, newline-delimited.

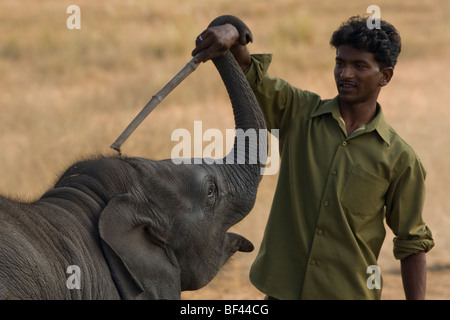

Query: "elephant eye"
left=206, top=181, right=217, bottom=200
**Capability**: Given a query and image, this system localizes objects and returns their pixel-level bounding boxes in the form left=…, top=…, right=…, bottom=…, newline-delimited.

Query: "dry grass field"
left=0, top=0, right=449, bottom=300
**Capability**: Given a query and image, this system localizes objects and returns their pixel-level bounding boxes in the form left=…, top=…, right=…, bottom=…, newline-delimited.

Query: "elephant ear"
left=98, top=194, right=181, bottom=299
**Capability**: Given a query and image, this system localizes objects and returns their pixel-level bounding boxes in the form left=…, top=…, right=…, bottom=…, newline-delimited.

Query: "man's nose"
left=340, top=66, right=354, bottom=79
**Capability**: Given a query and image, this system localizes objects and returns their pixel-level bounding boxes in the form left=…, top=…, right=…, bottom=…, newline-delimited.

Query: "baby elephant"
left=0, top=15, right=266, bottom=299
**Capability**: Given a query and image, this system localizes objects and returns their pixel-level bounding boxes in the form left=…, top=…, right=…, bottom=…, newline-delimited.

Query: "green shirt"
left=246, top=54, right=434, bottom=300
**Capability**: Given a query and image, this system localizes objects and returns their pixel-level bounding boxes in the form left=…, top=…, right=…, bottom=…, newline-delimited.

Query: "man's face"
left=334, top=45, right=388, bottom=105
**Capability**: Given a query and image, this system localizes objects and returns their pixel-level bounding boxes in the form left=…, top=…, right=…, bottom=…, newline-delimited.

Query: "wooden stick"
left=110, top=56, right=200, bottom=154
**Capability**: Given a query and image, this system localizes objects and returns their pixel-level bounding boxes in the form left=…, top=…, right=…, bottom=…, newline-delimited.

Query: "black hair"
left=330, top=16, right=402, bottom=69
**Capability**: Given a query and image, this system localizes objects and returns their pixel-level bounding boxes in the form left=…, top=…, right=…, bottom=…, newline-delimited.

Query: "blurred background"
left=0, top=0, right=448, bottom=299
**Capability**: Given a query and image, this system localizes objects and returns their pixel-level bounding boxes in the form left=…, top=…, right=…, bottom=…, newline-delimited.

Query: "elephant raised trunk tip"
left=208, top=15, right=253, bottom=46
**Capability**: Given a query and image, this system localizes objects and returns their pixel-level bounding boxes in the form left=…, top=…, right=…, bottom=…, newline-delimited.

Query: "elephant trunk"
left=212, top=51, right=267, bottom=177
left=209, top=16, right=266, bottom=181
left=207, top=17, right=267, bottom=231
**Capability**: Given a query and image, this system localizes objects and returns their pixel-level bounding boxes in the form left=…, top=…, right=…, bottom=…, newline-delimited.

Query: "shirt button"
left=323, top=200, right=329, bottom=207
left=342, top=141, right=347, bottom=146
left=331, top=170, right=337, bottom=176
left=316, top=229, right=323, bottom=236
left=310, top=259, right=316, bottom=265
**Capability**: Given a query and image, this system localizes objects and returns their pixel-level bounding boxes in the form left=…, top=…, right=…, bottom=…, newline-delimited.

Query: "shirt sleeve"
left=244, top=54, right=320, bottom=134
left=385, top=155, right=435, bottom=260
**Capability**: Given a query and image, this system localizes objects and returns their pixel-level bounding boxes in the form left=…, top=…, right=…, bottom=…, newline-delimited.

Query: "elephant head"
left=0, top=15, right=266, bottom=300
left=96, top=16, right=267, bottom=299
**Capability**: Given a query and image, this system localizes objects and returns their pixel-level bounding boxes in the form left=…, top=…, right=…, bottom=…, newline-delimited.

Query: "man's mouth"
left=338, top=81, right=357, bottom=91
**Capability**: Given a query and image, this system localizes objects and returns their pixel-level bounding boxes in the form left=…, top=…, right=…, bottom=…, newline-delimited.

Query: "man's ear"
left=380, top=67, right=394, bottom=87
left=98, top=194, right=181, bottom=299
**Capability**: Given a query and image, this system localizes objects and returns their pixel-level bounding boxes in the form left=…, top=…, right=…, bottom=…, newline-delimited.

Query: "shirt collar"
left=311, top=96, right=392, bottom=146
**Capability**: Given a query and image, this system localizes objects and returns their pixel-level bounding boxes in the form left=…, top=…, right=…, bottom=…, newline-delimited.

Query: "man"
left=192, top=15, right=434, bottom=299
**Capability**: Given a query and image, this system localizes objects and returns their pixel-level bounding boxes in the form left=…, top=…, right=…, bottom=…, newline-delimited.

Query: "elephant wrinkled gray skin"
left=0, top=16, right=267, bottom=299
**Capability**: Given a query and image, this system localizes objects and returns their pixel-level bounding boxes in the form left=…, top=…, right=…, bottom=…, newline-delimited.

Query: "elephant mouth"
left=226, top=232, right=254, bottom=253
